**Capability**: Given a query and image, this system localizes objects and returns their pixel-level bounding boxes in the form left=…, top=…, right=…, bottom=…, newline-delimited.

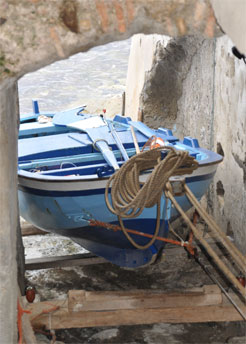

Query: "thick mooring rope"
left=105, top=146, right=198, bottom=249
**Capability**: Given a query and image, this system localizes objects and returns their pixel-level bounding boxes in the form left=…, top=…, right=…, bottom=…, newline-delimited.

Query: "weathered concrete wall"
left=141, top=35, right=206, bottom=131
left=126, top=35, right=214, bottom=136
left=125, top=34, right=170, bottom=120
left=177, top=38, right=215, bottom=146
left=177, top=35, right=246, bottom=253
left=127, top=34, right=246, bottom=253
left=0, top=78, right=18, bottom=343
left=212, top=0, right=246, bottom=54
left=212, top=36, right=246, bottom=251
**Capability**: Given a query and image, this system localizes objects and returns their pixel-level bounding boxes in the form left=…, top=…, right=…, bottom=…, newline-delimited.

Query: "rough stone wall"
left=0, top=0, right=222, bottom=82
left=0, top=78, right=18, bottom=343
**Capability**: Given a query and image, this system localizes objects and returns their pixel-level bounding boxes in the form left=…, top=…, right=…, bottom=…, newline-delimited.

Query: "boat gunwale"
left=18, top=144, right=223, bottom=183
left=18, top=162, right=220, bottom=192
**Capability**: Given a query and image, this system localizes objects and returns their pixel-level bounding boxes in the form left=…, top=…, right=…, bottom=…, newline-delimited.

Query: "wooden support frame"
left=25, top=253, right=107, bottom=270
left=21, top=220, right=245, bottom=331
left=24, top=285, right=245, bottom=331
left=21, top=223, right=48, bottom=237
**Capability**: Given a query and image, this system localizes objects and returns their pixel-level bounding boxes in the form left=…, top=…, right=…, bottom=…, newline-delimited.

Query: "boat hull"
left=18, top=164, right=216, bottom=267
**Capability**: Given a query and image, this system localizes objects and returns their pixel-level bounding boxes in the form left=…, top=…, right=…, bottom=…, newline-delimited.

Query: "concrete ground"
left=23, top=225, right=245, bottom=344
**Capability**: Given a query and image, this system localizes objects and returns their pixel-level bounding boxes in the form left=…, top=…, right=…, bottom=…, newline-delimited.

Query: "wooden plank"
left=27, top=285, right=246, bottom=330
left=24, top=247, right=188, bottom=271
left=25, top=246, right=188, bottom=271
left=28, top=286, right=221, bottom=320
left=31, top=304, right=246, bottom=329
left=27, top=286, right=221, bottom=318
left=222, top=293, right=246, bottom=308
left=28, top=299, right=68, bottom=323
left=67, top=285, right=222, bottom=312
left=24, top=240, right=232, bottom=270
left=21, top=223, right=48, bottom=236
left=25, top=253, right=107, bottom=270
left=121, top=91, right=125, bottom=116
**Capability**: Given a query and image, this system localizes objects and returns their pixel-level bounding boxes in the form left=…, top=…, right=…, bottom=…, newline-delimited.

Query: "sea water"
left=18, top=38, right=131, bottom=117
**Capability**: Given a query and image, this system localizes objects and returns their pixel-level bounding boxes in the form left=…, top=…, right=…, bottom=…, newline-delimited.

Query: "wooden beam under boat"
left=24, top=285, right=246, bottom=330
left=25, top=253, right=107, bottom=270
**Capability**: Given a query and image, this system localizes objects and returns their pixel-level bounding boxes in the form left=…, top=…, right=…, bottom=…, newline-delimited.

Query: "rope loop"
left=105, top=146, right=198, bottom=249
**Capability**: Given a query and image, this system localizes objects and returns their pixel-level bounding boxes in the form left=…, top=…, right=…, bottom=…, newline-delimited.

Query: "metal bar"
left=108, top=122, right=129, bottom=161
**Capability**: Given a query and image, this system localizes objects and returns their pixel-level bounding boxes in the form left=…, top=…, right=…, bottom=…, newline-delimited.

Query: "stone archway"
left=0, top=0, right=222, bottom=79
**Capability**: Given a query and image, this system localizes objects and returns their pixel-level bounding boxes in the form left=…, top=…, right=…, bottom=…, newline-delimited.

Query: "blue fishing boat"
left=18, top=109, right=223, bottom=268
left=19, top=100, right=86, bottom=139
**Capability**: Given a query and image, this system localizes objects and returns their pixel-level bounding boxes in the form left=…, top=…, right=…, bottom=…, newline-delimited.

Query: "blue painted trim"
left=32, top=100, right=40, bottom=114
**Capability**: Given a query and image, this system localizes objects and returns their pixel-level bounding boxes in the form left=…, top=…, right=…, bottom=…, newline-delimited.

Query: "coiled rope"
left=105, top=146, right=198, bottom=249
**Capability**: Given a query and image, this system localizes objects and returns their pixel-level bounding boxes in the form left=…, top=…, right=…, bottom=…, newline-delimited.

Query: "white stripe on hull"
left=18, top=163, right=218, bottom=192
